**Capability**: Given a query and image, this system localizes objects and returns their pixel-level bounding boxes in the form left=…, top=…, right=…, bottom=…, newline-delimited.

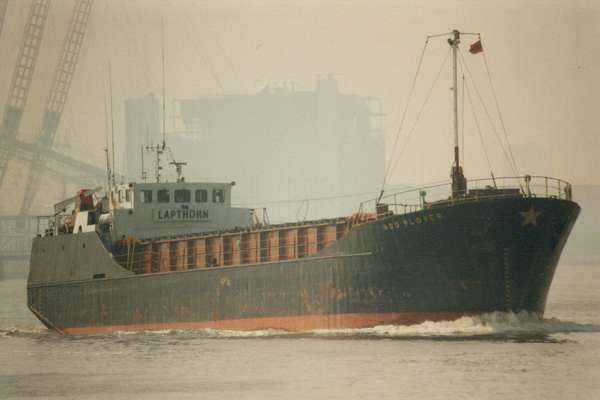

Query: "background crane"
left=0, top=0, right=100, bottom=278
left=20, top=0, right=94, bottom=214
left=0, top=0, right=49, bottom=189
left=0, top=0, right=8, bottom=39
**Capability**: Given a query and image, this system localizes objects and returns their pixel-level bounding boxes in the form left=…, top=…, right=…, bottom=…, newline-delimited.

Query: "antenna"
left=108, top=61, right=116, bottom=186
left=104, top=148, right=111, bottom=192
left=169, top=161, right=187, bottom=182
left=161, top=14, right=166, bottom=147
left=139, top=15, right=171, bottom=184
left=141, top=145, right=147, bottom=182
left=140, top=124, right=150, bottom=182
left=103, top=89, right=112, bottom=191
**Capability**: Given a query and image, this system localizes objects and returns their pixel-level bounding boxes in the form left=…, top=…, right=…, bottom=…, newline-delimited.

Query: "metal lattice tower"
left=0, top=0, right=8, bottom=39
left=0, top=0, right=49, bottom=189
left=20, top=0, right=94, bottom=214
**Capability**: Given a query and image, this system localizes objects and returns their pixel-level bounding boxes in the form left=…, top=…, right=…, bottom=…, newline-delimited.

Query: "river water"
left=1, top=265, right=599, bottom=400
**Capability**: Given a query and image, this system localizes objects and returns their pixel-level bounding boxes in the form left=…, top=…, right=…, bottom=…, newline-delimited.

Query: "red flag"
left=469, top=40, right=483, bottom=54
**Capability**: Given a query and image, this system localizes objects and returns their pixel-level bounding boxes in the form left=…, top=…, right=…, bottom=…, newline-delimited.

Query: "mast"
left=448, top=29, right=467, bottom=198
left=141, top=15, right=169, bottom=184
left=108, top=61, right=116, bottom=187
left=148, top=143, right=164, bottom=183
left=161, top=14, right=166, bottom=148
left=140, top=145, right=147, bottom=182
left=452, top=30, right=459, bottom=169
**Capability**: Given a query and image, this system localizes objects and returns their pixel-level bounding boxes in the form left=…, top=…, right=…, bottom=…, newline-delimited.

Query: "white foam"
left=114, top=312, right=600, bottom=339
left=0, top=325, right=49, bottom=337
left=195, top=328, right=290, bottom=338
left=4, top=312, right=598, bottom=339
left=311, top=311, right=600, bottom=337
left=109, top=327, right=291, bottom=338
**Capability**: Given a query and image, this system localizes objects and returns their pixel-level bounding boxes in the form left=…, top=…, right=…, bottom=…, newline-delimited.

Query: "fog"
left=1, top=0, right=599, bottom=218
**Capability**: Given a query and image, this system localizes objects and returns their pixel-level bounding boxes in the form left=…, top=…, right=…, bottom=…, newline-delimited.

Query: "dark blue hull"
left=27, top=197, right=579, bottom=334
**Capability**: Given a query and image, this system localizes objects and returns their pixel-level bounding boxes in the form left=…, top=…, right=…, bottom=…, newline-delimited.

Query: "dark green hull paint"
left=27, top=197, right=580, bottom=333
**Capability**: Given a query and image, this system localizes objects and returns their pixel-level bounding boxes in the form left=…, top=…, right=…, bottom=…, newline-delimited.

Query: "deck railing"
left=359, top=175, right=573, bottom=217
left=35, top=215, right=55, bottom=236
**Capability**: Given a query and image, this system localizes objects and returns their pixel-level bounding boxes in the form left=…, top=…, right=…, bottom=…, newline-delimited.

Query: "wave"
left=108, top=312, right=600, bottom=341
left=0, top=325, right=51, bottom=338
left=310, top=312, right=600, bottom=339
left=3, top=312, right=599, bottom=340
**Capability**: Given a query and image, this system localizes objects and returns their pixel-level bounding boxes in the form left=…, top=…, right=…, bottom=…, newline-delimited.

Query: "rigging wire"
left=234, top=191, right=379, bottom=208
left=103, top=89, right=111, bottom=189
left=214, top=35, right=245, bottom=93
left=161, top=13, right=166, bottom=145
left=464, top=73, right=494, bottom=179
left=386, top=47, right=452, bottom=189
left=295, top=200, right=309, bottom=222
left=482, top=49, right=519, bottom=175
left=458, top=48, right=518, bottom=177
left=236, top=177, right=449, bottom=216
left=178, top=2, right=225, bottom=93
left=461, top=69, right=465, bottom=168
left=104, top=0, right=154, bottom=100
left=380, top=38, right=430, bottom=197
left=108, top=61, right=116, bottom=184
left=122, top=0, right=153, bottom=91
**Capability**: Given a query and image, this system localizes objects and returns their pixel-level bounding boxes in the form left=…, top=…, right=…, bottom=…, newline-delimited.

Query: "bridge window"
left=87, top=211, right=97, bottom=225
left=195, top=189, right=207, bottom=203
left=175, top=189, right=191, bottom=203
left=140, top=190, right=153, bottom=203
left=213, top=189, right=225, bottom=203
left=157, top=189, right=170, bottom=203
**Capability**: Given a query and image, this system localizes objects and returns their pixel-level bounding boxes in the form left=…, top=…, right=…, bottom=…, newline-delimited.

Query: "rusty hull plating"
left=27, top=192, right=579, bottom=335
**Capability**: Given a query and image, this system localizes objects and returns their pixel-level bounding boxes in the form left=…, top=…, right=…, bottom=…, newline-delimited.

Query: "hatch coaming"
left=112, top=217, right=349, bottom=274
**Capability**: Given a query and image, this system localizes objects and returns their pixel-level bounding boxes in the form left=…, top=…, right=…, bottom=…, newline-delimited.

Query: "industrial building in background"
left=126, top=75, right=385, bottom=222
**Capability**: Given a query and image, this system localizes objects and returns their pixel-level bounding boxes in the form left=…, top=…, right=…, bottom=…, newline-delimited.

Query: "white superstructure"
left=107, top=181, right=253, bottom=240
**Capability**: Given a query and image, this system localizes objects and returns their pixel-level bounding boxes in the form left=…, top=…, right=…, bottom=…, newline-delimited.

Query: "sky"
left=0, top=0, right=599, bottom=214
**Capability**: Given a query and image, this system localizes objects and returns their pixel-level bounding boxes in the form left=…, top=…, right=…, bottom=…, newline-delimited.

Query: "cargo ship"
left=27, top=30, right=580, bottom=335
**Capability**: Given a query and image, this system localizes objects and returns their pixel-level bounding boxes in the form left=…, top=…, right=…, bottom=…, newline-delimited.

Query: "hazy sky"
left=1, top=0, right=599, bottom=213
